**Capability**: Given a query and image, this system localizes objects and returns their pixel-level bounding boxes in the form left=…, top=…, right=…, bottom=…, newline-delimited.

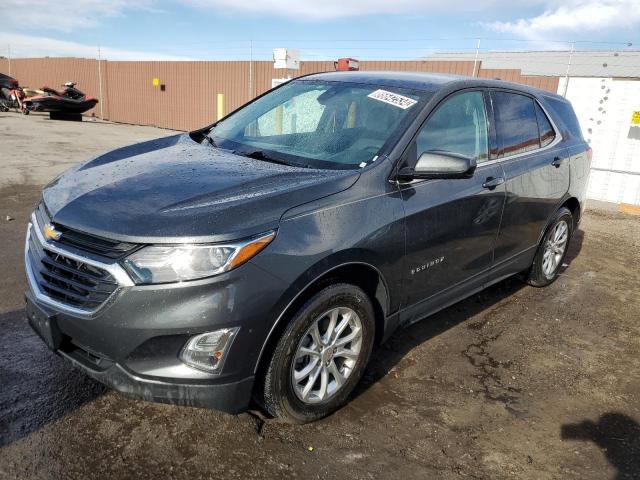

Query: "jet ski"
left=23, top=87, right=45, bottom=98
left=24, top=82, right=98, bottom=114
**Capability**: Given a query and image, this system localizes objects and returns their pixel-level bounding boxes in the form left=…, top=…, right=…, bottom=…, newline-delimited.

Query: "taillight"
left=586, top=147, right=593, bottom=162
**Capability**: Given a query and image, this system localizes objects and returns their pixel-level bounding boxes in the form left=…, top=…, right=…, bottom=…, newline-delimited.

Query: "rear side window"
left=535, top=102, right=556, bottom=147
left=493, top=92, right=540, bottom=157
left=544, top=97, right=584, bottom=140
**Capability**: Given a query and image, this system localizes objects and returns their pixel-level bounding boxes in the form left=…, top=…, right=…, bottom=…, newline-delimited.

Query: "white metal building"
left=561, top=77, right=640, bottom=206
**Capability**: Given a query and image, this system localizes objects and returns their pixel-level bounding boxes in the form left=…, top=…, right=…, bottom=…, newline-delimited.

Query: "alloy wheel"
left=542, top=219, right=569, bottom=278
left=291, top=307, right=363, bottom=404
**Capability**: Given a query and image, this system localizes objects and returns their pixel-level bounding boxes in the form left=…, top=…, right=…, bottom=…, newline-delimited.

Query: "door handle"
left=482, top=177, right=505, bottom=190
left=552, top=156, right=563, bottom=168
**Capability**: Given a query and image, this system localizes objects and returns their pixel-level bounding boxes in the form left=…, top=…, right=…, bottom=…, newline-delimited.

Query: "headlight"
left=122, top=231, right=275, bottom=284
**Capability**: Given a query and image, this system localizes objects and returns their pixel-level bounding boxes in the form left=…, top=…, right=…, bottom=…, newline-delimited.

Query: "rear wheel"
left=260, top=283, right=375, bottom=423
left=526, top=207, right=572, bottom=287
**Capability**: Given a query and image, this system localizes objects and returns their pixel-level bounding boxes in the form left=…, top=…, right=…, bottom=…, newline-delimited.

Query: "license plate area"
left=26, top=300, right=63, bottom=351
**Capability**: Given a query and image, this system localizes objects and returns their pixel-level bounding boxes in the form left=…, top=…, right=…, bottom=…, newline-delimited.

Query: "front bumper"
left=60, top=344, right=254, bottom=413
left=24, top=224, right=291, bottom=412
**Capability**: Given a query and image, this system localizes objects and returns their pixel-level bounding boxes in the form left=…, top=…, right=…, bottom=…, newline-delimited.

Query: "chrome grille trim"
left=25, top=212, right=134, bottom=316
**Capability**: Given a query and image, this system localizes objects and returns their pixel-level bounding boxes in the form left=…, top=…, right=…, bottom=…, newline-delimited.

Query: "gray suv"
left=25, top=72, right=591, bottom=423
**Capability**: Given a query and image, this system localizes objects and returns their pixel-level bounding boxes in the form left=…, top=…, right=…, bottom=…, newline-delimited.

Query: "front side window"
left=493, top=92, right=540, bottom=157
left=415, top=91, right=489, bottom=163
left=211, top=80, right=430, bottom=169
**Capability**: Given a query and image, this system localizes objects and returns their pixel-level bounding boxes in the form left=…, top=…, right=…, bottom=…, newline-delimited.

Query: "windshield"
left=210, top=80, right=430, bottom=170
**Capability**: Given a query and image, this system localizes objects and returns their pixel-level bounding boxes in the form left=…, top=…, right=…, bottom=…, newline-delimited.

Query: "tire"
left=526, top=207, right=573, bottom=287
left=260, top=283, right=375, bottom=423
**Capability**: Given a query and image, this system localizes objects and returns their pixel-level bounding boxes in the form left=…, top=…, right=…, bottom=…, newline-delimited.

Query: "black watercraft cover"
left=0, top=73, right=18, bottom=89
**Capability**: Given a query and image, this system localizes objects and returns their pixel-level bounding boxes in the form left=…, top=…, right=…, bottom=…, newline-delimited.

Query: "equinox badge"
left=411, top=256, right=445, bottom=275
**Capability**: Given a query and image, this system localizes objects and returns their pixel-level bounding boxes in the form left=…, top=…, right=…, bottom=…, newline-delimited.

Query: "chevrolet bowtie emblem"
left=43, top=223, right=62, bottom=241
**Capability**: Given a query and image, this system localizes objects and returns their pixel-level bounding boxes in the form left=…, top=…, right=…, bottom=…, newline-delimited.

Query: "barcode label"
left=367, top=89, right=417, bottom=110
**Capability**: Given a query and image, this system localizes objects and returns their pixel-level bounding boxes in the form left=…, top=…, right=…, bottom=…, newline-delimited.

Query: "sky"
left=1, top=0, right=639, bottom=61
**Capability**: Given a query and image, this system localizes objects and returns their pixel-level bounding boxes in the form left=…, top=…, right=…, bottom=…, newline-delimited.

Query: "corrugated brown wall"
left=0, top=57, right=560, bottom=131
left=477, top=68, right=560, bottom=92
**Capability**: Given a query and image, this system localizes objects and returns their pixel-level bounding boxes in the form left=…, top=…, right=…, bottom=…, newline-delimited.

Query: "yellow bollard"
left=217, top=93, right=225, bottom=120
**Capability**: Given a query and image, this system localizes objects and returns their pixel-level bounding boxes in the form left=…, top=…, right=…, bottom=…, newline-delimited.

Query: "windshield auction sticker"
left=367, top=89, right=417, bottom=109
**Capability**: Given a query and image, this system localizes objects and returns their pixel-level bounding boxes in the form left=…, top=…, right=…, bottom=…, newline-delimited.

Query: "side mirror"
left=397, top=151, right=477, bottom=181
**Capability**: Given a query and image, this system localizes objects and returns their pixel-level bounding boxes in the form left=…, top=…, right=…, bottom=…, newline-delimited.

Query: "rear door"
left=490, top=90, right=570, bottom=269
left=399, top=90, right=506, bottom=320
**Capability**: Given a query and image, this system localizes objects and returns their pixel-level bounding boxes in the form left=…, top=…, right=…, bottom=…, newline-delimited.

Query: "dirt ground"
left=1, top=112, right=639, bottom=480
left=0, top=111, right=176, bottom=187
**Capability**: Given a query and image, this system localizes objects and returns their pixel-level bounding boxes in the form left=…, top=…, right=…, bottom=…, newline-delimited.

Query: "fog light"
left=180, top=328, right=238, bottom=373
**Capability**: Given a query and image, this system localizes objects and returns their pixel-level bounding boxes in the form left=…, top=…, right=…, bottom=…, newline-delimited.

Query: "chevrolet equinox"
left=25, top=72, right=591, bottom=423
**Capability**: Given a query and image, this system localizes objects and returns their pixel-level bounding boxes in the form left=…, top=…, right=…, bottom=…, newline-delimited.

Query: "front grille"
left=27, top=224, right=118, bottom=311
left=35, top=202, right=137, bottom=260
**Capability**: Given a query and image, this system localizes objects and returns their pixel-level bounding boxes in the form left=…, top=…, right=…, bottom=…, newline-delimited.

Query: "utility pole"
left=472, top=39, right=481, bottom=77
left=562, top=42, right=575, bottom=98
left=7, top=44, right=11, bottom=76
left=97, top=45, right=104, bottom=120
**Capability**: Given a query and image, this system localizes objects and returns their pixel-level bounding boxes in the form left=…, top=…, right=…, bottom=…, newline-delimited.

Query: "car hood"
left=43, top=134, right=360, bottom=242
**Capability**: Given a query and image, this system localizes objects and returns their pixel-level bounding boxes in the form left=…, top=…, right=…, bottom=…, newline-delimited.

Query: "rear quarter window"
left=535, top=102, right=556, bottom=147
left=543, top=97, right=584, bottom=140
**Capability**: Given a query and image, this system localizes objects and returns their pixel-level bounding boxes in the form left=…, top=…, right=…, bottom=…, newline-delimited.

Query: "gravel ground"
left=1, top=112, right=639, bottom=480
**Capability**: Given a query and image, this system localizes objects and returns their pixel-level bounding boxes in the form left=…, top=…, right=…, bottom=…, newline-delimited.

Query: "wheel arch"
left=536, top=196, right=581, bottom=247
left=253, top=260, right=391, bottom=376
left=561, top=196, right=581, bottom=229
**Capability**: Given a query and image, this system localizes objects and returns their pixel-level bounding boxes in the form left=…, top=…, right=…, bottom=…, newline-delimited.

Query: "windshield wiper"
left=205, top=135, right=217, bottom=147
left=236, top=149, right=292, bottom=167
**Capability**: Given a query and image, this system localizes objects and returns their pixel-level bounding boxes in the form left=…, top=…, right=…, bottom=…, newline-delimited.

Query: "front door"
left=399, top=90, right=506, bottom=321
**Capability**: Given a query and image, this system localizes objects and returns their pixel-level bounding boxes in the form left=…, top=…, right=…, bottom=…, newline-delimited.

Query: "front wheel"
left=526, top=207, right=573, bottom=287
left=260, top=283, right=375, bottom=423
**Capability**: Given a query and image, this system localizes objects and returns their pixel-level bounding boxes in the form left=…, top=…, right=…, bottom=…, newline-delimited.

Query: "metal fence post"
left=97, top=46, right=104, bottom=120
left=249, top=40, right=253, bottom=101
